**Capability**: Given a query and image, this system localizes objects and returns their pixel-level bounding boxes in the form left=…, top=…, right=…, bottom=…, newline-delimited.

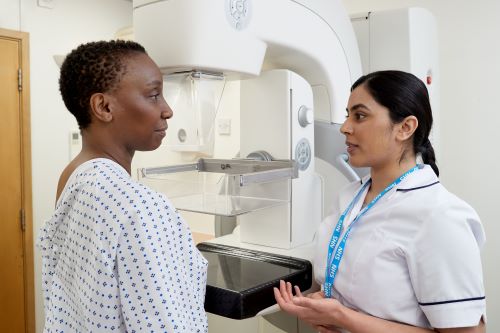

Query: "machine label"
left=225, top=0, right=252, bottom=30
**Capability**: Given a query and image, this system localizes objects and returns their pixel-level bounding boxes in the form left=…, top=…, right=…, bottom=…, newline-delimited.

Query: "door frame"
left=0, top=27, right=34, bottom=333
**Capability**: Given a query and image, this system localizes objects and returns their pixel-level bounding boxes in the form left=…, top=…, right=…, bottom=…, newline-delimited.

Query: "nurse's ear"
left=396, top=115, right=418, bottom=142
left=89, top=92, right=113, bottom=123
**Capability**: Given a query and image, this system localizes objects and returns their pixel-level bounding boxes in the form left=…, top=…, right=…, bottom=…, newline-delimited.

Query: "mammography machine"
left=132, top=0, right=438, bottom=331
left=134, top=0, right=361, bottom=237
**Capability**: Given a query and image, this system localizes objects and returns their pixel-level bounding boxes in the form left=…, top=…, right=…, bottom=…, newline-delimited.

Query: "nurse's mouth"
left=346, top=142, right=358, bottom=153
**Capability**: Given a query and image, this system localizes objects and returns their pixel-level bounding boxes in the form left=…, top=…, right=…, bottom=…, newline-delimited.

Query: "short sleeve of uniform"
left=407, top=195, right=486, bottom=328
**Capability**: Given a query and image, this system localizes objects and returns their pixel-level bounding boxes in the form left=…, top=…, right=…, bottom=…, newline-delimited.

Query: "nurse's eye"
left=354, top=112, right=366, bottom=120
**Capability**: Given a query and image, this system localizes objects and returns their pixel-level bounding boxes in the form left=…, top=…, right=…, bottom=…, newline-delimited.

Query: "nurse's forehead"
left=350, top=85, right=374, bottom=100
left=347, top=92, right=373, bottom=110
left=347, top=89, right=379, bottom=110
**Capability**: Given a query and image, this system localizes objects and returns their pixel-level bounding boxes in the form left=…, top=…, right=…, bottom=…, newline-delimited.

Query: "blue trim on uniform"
left=397, top=181, right=440, bottom=192
left=419, top=296, right=485, bottom=306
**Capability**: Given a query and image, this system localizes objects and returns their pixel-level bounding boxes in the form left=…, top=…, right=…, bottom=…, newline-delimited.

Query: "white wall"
left=1, top=0, right=132, bottom=332
left=342, top=0, right=500, bottom=331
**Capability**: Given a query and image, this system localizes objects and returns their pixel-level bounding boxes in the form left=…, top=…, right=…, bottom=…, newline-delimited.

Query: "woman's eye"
left=150, top=94, right=160, bottom=101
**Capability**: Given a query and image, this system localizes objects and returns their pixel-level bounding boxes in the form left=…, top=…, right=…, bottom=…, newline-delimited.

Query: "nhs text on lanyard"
left=323, top=165, right=420, bottom=298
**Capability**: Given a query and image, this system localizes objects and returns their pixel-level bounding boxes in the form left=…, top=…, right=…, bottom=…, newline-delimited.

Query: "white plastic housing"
left=133, top=0, right=362, bottom=125
left=239, top=70, right=322, bottom=249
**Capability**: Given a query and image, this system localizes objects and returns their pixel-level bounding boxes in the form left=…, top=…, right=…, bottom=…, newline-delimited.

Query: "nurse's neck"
left=366, top=157, right=417, bottom=202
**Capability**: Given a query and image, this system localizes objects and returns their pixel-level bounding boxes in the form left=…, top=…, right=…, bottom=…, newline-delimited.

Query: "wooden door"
left=0, top=28, right=34, bottom=333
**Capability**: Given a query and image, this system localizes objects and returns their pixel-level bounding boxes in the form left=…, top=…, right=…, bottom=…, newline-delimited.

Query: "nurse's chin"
left=346, top=156, right=368, bottom=169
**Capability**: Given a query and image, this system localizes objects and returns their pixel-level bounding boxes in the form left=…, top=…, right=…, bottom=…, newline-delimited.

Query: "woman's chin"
left=138, top=140, right=163, bottom=152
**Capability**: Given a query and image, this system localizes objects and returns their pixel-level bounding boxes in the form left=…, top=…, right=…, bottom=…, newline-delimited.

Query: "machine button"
left=298, top=105, right=314, bottom=127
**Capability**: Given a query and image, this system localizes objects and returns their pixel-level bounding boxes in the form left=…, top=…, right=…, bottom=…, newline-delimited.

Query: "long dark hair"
left=351, top=70, right=439, bottom=176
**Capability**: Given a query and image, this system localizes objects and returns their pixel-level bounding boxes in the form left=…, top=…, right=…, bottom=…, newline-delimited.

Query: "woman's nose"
left=161, top=101, right=173, bottom=119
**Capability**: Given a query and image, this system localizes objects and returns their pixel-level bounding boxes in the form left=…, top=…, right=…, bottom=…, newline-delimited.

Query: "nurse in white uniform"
left=274, top=70, right=486, bottom=333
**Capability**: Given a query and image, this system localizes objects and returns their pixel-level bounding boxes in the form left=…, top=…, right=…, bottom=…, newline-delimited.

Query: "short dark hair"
left=59, top=40, right=147, bottom=129
left=352, top=70, right=439, bottom=176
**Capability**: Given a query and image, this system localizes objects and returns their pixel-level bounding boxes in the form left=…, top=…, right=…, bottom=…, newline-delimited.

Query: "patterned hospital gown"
left=38, top=158, right=208, bottom=332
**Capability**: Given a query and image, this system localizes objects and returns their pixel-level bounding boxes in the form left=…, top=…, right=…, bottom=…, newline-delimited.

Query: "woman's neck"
left=80, top=132, right=134, bottom=175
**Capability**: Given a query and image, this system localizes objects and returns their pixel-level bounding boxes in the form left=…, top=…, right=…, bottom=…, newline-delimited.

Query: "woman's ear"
left=89, top=93, right=113, bottom=123
left=396, top=115, right=418, bottom=142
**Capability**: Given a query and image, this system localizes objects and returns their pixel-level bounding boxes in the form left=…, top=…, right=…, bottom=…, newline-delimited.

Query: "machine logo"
left=295, top=138, right=312, bottom=171
left=225, top=0, right=252, bottom=30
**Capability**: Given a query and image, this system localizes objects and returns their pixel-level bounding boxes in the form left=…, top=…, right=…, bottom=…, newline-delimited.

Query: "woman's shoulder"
left=58, top=159, right=174, bottom=221
left=92, top=159, right=167, bottom=202
left=56, top=161, right=80, bottom=201
left=56, top=158, right=135, bottom=205
left=55, top=158, right=105, bottom=204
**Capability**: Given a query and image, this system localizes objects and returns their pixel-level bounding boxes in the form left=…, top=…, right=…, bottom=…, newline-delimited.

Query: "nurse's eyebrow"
left=347, top=103, right=370, bottom=112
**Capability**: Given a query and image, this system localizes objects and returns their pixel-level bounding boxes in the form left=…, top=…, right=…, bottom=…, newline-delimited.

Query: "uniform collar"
left=360, top=164, right=439, bottom=192
left=395, top=164, right=439, bottom=192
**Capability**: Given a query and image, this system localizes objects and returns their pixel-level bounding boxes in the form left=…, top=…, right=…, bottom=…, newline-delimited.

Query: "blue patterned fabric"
left=38, top=158, right=208, bottom=332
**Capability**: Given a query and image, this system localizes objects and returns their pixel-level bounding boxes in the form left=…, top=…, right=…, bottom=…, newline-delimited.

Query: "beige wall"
left=342, top=0, right=500, bottom=330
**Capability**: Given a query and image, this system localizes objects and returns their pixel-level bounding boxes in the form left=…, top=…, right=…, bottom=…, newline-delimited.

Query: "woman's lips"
left=155, top=128, right=167, bottom=137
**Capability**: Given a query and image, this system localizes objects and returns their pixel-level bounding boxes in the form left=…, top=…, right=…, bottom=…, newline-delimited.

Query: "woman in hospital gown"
left=274, top=70, right=486, bottom=333
left=37, top=40, right=208, bottom=333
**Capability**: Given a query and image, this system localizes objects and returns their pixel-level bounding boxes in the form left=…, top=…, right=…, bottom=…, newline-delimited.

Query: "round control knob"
left=298, top=105, right=314, bottom=127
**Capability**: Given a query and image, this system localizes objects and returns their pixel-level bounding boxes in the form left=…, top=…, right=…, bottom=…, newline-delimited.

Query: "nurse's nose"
left=340, top=118, right=353, bottom=135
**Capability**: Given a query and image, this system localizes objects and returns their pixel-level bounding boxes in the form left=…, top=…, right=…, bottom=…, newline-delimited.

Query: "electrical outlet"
left=37, top=0, right=56, bottom=9
left=217, top=118, right=231, bottom=135
left=69, top=130, right=81, bottom=161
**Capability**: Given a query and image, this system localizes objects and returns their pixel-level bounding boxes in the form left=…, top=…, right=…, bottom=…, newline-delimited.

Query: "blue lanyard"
left=323, top=165, right=420, bottom=298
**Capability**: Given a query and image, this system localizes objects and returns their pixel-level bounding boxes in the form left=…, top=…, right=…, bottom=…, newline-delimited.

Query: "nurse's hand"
left=316, top=326, right=343, bottom=333
left=273, top=280, right=344, bottom=332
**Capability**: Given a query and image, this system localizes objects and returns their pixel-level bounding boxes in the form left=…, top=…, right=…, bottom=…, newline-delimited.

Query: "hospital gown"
left=38, top=158, right=208, bottom=333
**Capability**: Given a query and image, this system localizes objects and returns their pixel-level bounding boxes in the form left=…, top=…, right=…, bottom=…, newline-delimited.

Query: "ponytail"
left=417, top=138, right=439, bottom=177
